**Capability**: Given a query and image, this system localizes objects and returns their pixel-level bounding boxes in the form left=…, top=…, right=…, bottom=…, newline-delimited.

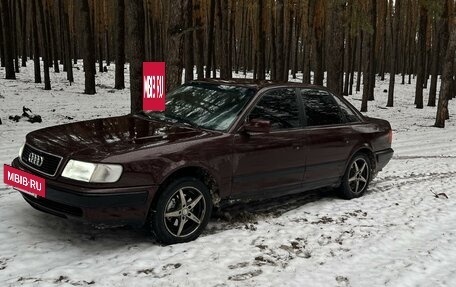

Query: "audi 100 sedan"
left=11, top=80, right=393, bottom=244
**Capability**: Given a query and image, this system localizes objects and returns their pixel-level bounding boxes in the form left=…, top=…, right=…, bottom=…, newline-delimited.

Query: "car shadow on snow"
left=206, top=187, right=340, bottom=234
left=15, top=187, right=343, bottom=248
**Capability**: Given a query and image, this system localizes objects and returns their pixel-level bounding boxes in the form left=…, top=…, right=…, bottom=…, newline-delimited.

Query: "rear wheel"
left=149, top=177, right=212, bottom=244
left=339, top=153, right=372, bottom=199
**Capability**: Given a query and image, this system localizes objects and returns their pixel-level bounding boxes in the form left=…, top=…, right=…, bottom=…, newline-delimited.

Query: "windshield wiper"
left=136, top=111, right=175, bottom=123
left=165, top=113, right=200, bottom=129
left=136, top=111, right=153, bottom=119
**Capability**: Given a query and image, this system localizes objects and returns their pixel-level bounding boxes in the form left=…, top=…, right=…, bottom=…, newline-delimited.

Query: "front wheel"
left=149, top=177, right=212, bottom=244
left=339, top=153, right=372, bottom=199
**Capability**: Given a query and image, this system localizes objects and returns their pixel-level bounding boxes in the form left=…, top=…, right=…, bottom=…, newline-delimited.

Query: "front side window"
left=301, top=89, right=342, bottom=126
left=249, top=88, right=300, bottom=130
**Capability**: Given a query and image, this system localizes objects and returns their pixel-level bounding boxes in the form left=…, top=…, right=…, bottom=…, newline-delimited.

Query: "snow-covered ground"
left=0, top=62, right=455, bottom=287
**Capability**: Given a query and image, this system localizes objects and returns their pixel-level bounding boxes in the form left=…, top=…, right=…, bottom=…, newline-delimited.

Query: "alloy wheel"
left=163, top=186, right=206, bottom=238
left=348, top=158, right=369, bottom=194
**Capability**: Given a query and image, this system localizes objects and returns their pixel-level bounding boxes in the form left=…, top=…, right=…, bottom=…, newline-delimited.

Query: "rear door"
left=300, top=89, right=359, bottom=189
left=231, top=88, right=307, bottom=197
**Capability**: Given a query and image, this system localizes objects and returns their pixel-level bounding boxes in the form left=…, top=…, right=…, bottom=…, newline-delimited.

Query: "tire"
left=339, top=153, right=372, bottom=199
left=148, top=177, right=213, bottom=244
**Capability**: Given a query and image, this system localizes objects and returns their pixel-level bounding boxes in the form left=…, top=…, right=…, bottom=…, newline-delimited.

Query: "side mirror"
left=243, top=118, right=271, bottom=133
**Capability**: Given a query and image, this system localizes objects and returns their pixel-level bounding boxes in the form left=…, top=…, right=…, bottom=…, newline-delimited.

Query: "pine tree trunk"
left=270, top=2, right=277, bottom=80
left=10, top=0, right=19, bottom=73
left=0, top=16, right=4, bottom=68
left=327, top=0, right=344, bottom=95
left=219, top=0, right=230, bottom=79
left=62, top=0, right=73, bottom=83
left=368, top=0, right=377, bottom=101
left=349, top=35, right=357, bottom=95
left=415, top=4, right=428, bottom=109
left=435, top=2, right=456, bottom=128
left=361, top=1, right=374, bottom=112
left=343, top=16, right=352, bottom=96
left=387, top=0, right=401, bottom=107
left=276, top=0, right=285, bottom=81
left=166, top=0, right=185, bottom=91
left=49, top=4, right=60, bottom=73
left=205, top=0, right=215, bottom=78
left=115, top=0, right=125, bottom=89
left=313, top=0, right=324, bottom=85
left=126, top=0, right=145, bottom=112
left=184, top=0, right=194, bottom=82
left=31, top=0, right=41, bottom=83
left=379, top=0, right=388, bottom=81
left=283, top=5, right=293, bottom=81
left=428, top=16, right=443, bottom=107
left=303, top=0, right=315, bottom=84
left=356, top=31, right=363, bottom=92
left=37, top=0, right=51, bottom=89
left=194, top=0, right=204, bottom=79
left=0, top=0, right=16, bottom=79
left=257, top=0, right=265, bottom=80
left=20, top=0, right=27, bottom=67
left=76, top=0, right=96, bottom=94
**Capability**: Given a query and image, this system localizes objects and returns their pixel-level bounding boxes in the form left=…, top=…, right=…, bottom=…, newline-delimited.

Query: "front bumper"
left=12, top=157, right=158, bottom=226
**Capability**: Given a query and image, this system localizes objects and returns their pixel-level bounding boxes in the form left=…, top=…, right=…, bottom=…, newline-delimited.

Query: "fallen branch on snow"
left=431, top=190, right=449, bottom=199
left=9, top=106, right=42, bottom=123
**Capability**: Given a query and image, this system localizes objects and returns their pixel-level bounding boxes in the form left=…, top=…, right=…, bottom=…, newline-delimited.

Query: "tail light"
left=388, top=129, right=393, bottom=144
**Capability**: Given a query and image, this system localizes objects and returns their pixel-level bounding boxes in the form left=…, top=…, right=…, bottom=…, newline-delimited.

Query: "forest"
left=0, top=0, right=455, bottom=127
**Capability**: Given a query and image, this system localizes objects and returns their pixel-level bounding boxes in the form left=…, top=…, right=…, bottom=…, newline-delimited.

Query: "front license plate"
left=3, top=164, right=46, bottom=198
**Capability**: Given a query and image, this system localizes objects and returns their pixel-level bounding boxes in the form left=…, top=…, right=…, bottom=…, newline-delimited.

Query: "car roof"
left=189, top=78, right=331, bottom=92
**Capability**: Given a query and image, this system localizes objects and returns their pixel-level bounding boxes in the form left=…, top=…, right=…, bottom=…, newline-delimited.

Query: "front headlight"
left=61, top=160, right=123, bottom=183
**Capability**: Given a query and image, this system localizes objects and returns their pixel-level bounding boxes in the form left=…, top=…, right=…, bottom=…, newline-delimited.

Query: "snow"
left=1, top=62, right=456, bottom=287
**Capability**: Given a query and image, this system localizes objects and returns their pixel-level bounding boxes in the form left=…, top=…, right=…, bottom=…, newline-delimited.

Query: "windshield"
left=143, top=83, right=255, bottom=131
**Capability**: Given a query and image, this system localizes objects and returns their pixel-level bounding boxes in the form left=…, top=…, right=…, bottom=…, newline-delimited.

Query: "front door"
left=231, top=88, right=307, bottom=198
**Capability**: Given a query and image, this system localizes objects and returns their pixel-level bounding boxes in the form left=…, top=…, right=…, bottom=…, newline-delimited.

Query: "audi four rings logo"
left=28, top=153, right=44, bottom=167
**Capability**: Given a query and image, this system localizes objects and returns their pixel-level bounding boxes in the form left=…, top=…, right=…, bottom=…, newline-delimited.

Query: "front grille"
left=21, top=144, right=63, bottom=176
left=22, top=193, right=83, bottom=217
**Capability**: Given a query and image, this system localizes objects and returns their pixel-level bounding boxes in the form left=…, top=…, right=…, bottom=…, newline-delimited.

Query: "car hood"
left=25, top=114, right=218, bottom=161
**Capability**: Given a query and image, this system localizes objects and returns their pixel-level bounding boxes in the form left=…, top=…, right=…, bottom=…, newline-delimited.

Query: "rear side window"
left=249, top=88, right=300, bottom=130
left=332, top=96, right=360, bottom=123
left=300, top=89, right=342, bottom=126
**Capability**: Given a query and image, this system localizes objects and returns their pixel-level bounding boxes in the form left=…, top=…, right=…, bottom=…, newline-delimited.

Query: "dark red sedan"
left=12, top=80, right=393, bottom=244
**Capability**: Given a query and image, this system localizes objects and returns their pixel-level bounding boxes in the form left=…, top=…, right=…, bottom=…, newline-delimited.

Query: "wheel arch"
left=152, top=165, right=221, bottom=209
left=347, top=144, right=377, bottom=172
